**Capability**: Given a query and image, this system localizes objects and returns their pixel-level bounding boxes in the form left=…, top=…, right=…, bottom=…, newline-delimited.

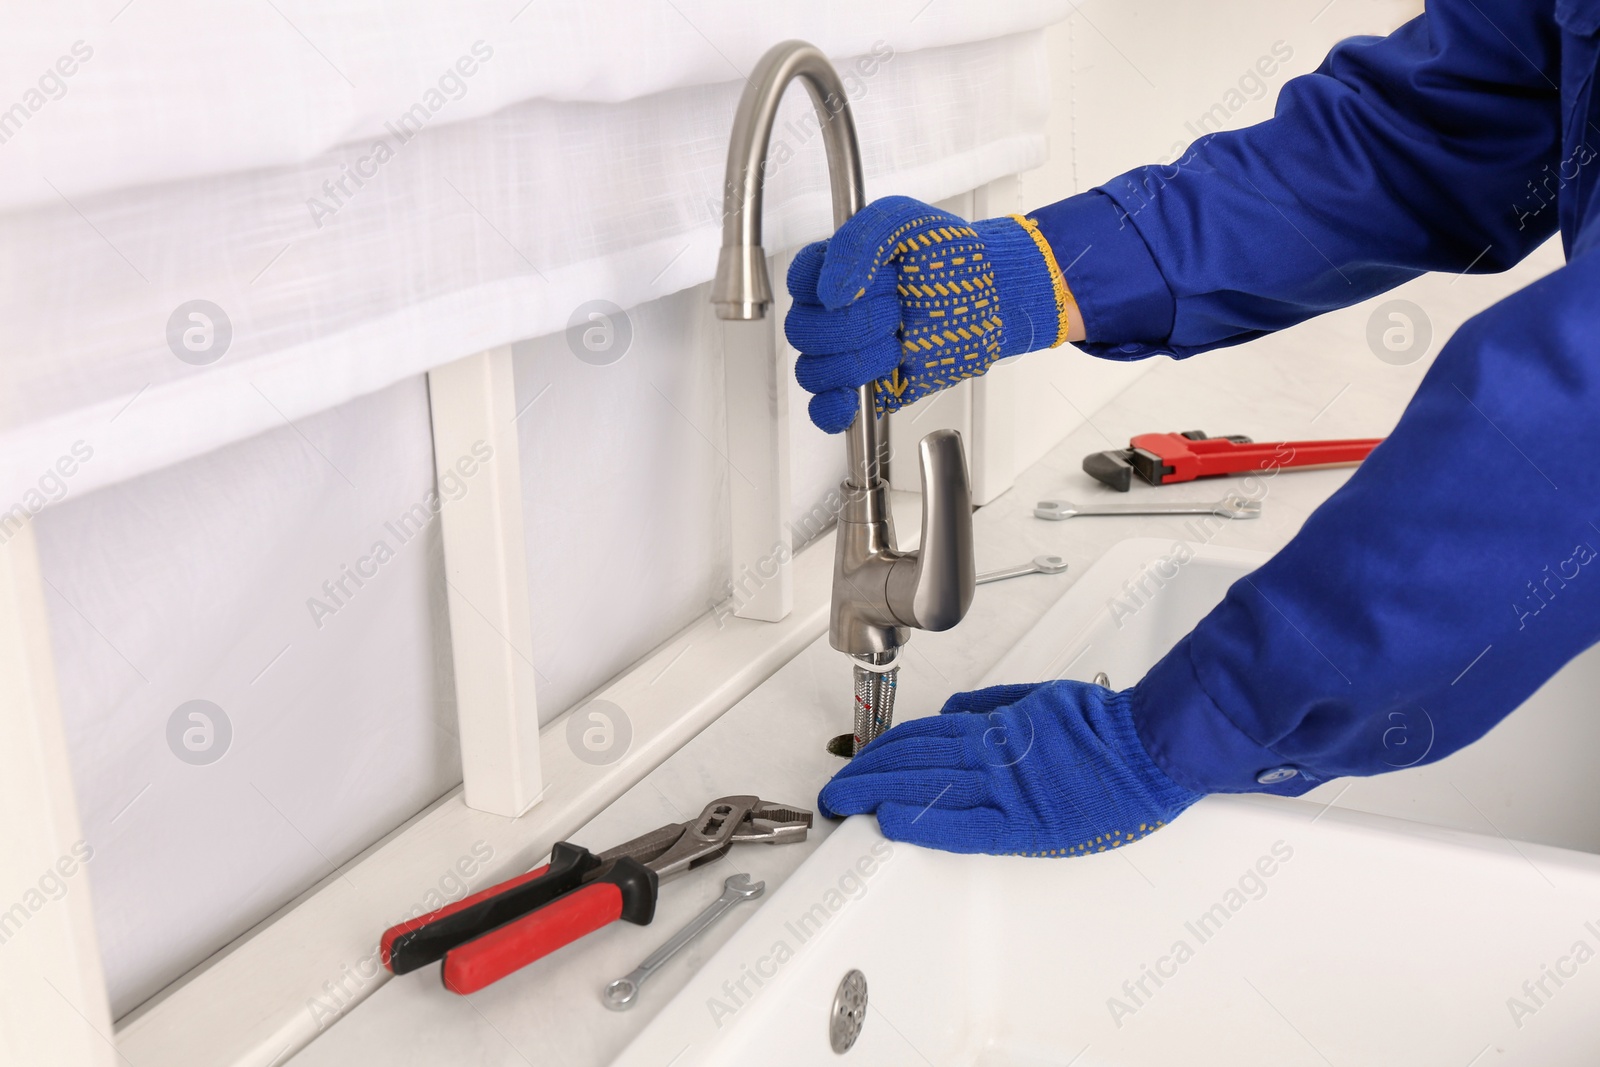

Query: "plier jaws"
left=627, top=795, right=815, bottom=876
left=734, top=800, right=814, bottom=845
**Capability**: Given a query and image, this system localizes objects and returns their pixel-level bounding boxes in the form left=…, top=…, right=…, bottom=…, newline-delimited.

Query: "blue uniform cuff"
left=1027, top=190, right=1176, bottom=358
left=1130, top=635, right=1318, bottom=797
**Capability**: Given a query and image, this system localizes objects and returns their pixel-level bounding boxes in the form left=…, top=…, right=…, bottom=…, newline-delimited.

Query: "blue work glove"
left=785, top=195, right=1076, bottom=433
left=818, top=681, right=1201, bottom=856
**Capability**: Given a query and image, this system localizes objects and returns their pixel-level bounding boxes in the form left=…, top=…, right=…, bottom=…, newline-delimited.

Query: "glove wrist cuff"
left=972, top=214, right=1078, bottom=357
left=1101, top=688, right=1204, bottom=811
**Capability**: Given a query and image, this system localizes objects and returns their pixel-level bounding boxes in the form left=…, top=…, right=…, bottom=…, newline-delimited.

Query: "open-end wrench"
left=1033, top=493, right=1261, bottom=522
left=602, top=873, right=765, bottom=1010
left=976, top=554, right=1069, bottom=585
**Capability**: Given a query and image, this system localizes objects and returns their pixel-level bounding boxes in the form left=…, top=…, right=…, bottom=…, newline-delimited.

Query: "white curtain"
left=0, top=6, right=1068, bottom=506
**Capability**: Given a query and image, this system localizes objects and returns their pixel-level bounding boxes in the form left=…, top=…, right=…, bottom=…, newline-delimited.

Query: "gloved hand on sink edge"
left=817, top=680, right=1203, bottom=856
left=785, top=194, right=1080, bottom=433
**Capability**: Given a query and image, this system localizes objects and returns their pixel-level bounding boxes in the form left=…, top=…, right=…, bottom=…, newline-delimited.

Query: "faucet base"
left=828, top=478, right=910, bottom=657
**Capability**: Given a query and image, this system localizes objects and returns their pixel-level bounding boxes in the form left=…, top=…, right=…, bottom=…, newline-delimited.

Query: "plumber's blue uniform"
left=1031, top=0, right=1600, bottom=795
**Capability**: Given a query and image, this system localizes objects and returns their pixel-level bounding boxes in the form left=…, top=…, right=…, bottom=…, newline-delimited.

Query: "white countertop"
left=286, top=250, right=1554, bottom=1066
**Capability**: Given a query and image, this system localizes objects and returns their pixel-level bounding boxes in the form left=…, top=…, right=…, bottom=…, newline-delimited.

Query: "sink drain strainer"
left=829, top=969, right=868, bottom=1053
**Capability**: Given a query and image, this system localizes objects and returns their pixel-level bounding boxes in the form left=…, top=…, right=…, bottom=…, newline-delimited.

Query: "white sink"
left=614, top=539, right=1600, bottom=1065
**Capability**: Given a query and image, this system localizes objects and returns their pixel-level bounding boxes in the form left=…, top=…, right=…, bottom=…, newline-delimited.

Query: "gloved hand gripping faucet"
left=795, top=0, right=1600, bottom=857
left=785, top=196, right=1080, bottom=432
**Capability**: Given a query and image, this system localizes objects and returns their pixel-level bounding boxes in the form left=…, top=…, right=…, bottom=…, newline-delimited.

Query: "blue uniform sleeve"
left=1030, top=0, right=1564, bottom=358
left=1132, top=249, right=1600, bottom=794
left=1011, top=0, right=1599, bottom=793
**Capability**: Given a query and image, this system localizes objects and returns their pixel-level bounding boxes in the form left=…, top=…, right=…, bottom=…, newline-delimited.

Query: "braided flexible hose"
left=852, top=664, right=899, bottom=754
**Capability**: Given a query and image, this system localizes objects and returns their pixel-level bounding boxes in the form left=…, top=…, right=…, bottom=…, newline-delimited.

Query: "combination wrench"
left=602, top=873, right=764, bottom=1010
left=1033, top=493, right=1261, bottom=522
left=976, top=554, right=1069, bottom=585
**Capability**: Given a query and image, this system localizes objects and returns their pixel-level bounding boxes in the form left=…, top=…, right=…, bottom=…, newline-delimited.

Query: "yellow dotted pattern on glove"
left=859, top=214, right=1004, bottom=416
left=1002, top=820, right=1168, bottom=858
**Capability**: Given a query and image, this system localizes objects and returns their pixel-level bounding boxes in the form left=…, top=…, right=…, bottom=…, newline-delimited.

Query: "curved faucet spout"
left=710, top=40, right=879, bottom=489
left=711, top=41, right=864, bottom=316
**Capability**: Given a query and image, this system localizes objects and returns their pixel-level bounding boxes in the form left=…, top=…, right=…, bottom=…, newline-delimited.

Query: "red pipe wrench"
left=1083, top=430, right=1383, bottom=492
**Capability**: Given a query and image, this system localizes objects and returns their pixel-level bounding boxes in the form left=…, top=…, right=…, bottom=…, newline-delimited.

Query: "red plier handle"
left=442, top=860, right=657, bottom=994
left=379, top=843, right=658, bottom=993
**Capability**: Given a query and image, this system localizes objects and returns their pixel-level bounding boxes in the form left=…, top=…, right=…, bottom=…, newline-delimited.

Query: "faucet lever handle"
left=887, top=429, right=975, bottom=631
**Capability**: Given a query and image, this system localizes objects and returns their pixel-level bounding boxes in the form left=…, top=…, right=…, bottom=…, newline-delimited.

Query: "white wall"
left=33, top=378, right=460, bottom=1017
left=512, top=287, right=733, bottom=720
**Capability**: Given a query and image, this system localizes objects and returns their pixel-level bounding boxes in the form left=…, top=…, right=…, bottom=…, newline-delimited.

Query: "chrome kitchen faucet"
left=711, top=40, right=977, bottom=754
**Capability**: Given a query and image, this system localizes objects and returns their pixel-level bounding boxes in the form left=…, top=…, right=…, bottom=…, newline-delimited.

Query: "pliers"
left=379, top=795, right=812, bottom=994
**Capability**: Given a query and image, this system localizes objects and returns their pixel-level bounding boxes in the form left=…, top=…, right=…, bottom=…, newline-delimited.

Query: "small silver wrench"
left=976, top=554, right=1069, bottom=585
left=602, top=873, right=764, bottom=1011
left=1033, top=493, right=1261, bottom=522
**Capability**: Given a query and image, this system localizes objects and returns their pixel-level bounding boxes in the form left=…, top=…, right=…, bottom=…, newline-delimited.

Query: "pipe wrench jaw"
left=1082, top=446, right=1169, bottom=492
